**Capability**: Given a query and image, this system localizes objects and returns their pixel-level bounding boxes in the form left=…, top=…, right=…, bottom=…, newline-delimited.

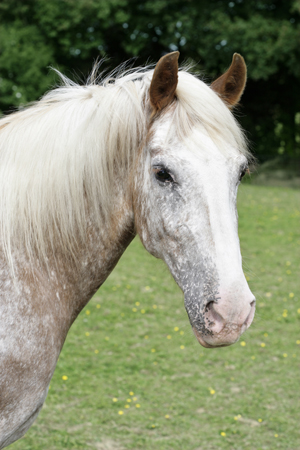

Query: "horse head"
left=133, top=52, right=255, bottom=348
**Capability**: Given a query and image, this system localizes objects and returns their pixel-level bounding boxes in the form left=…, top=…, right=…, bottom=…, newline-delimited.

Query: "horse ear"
left=211, top=53, right=247, bottom=107
left=149, top=51, right=179, bottom=111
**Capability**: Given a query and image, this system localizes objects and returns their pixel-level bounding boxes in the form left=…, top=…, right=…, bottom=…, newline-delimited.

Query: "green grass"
left=10, top=184, right=300, bottom=450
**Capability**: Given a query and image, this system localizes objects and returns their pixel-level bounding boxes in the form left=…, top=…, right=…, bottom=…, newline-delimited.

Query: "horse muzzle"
left=191, top=296, right=256, bottom=348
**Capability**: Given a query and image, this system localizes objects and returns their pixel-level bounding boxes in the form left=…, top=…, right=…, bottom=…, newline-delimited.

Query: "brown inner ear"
left=149, top=51, right=179, bottom=111
left=211, top=53, right=247, bottom=107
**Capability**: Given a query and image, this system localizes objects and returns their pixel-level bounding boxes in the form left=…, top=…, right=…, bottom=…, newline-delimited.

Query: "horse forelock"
left=0, top=61, right=250, bottom=269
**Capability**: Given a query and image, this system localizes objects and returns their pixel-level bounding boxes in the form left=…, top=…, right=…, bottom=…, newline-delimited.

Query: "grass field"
left=10, top=184, right=300, bottom=450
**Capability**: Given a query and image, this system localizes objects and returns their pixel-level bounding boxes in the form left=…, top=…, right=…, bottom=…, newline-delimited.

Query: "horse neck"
left=57, top=182, right=136, bottom=324
left=3, top=177, right=136, bottom=336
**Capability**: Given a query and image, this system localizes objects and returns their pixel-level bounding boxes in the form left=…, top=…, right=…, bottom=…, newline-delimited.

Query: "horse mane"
left=0, top=60, right=250, bottom=267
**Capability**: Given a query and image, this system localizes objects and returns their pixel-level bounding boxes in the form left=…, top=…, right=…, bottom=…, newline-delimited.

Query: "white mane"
left=0, top=62, right=249, bottom=266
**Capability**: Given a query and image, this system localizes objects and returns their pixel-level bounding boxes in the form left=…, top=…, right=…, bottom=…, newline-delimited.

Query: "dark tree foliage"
left=0, top=0, right=300, bottom=161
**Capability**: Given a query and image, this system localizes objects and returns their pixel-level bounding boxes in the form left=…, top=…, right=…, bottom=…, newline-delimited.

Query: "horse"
left=0, top=51, right=255, bottom=448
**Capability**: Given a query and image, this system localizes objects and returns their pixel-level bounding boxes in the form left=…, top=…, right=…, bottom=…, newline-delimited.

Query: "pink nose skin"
left=193, top=298, right=256, bottom=348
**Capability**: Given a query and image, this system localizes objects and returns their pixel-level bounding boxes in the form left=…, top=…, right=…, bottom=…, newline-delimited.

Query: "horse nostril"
left=243, top=299, right=256, bottom=329
left=205, top=301, right=215, bottom=312
left=205, top=301, right=224, bottom=331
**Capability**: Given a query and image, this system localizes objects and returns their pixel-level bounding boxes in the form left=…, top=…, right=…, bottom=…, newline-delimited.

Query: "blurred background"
left=1, top=0, right=300, bottom=176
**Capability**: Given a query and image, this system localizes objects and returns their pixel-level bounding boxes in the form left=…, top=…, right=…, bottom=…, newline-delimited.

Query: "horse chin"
left=192, top=326, right=239, bottom=349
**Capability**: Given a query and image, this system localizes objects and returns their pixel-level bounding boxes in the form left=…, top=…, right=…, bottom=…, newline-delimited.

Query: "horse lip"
left=192, top=327, right=216, bottom=348
left=192, top=326, right=234, bottom=349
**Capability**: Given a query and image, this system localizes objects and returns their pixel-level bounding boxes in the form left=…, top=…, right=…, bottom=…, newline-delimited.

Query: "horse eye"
left=155, top=168, right=173, bottom=183
left=239, top=166, right=248, bottom=181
